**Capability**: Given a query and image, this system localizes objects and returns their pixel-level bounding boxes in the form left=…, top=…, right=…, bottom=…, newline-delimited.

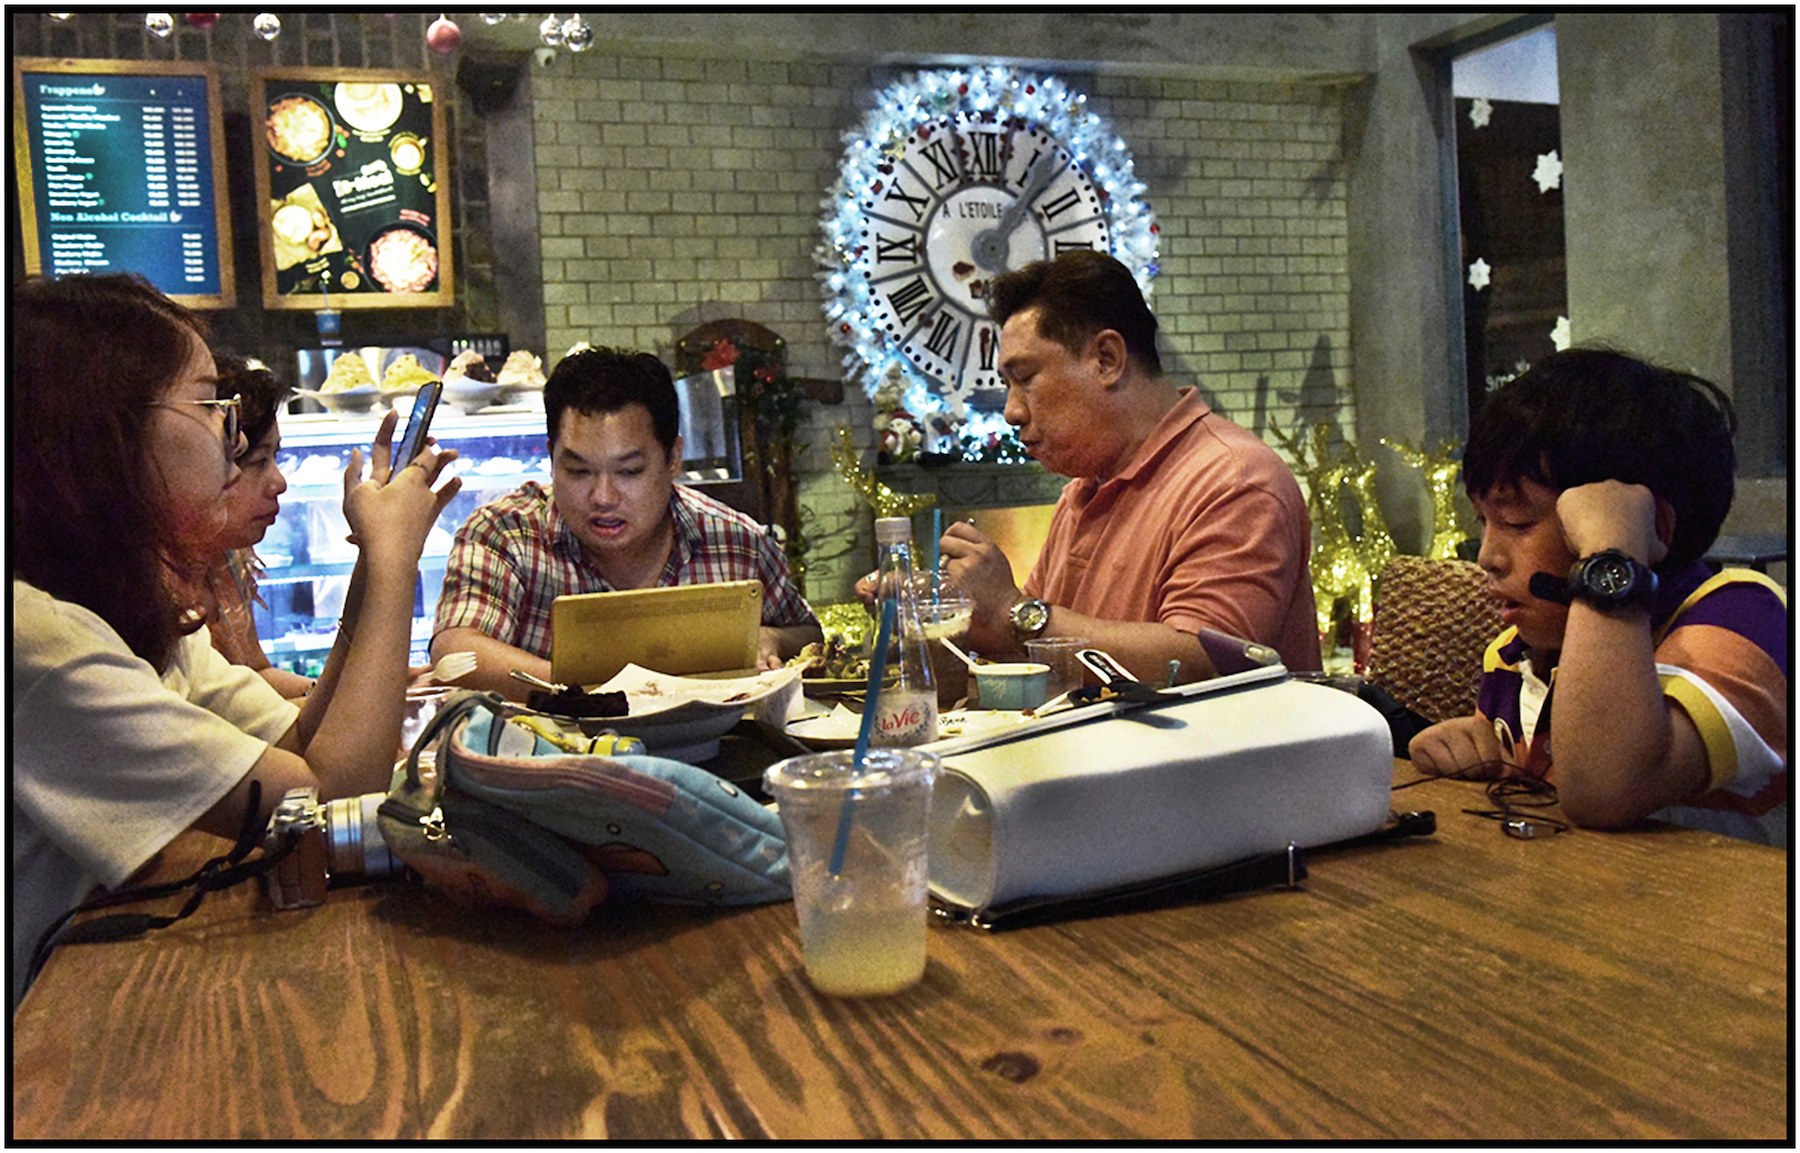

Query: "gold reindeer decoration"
left=1271, top=420, right=1374, bottom=651
left=1381, top=438, right=1467, bottom=561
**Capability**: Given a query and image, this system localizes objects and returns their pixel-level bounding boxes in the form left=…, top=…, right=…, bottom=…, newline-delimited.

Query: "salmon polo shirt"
left=1024, top=387, right=1321, bottom=671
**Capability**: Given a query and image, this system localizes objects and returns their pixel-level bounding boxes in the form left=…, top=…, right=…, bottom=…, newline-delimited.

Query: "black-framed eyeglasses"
left=151, top=394, right=241, bottom=458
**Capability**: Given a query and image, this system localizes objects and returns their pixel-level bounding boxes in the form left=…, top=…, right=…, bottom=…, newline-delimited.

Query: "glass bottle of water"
left=869, top=516, right=938, bottom=747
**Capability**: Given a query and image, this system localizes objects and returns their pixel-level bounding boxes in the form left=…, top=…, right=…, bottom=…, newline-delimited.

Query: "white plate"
left=785, top=706, right=1035, bottom=749
left=521, top=664, right=801, bottom=761
left=296, top=386, right=382, bottom=414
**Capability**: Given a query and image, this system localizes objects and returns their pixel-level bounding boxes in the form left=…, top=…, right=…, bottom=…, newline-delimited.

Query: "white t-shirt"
left=11, top=580, right=299, bottom=1009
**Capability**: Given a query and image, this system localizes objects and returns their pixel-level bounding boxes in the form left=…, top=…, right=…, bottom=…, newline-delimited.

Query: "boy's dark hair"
left=1462, top=348, right=1737, bottom=572
left=987, top=249, right=1162, bottom=376
left=213, top=350, right=291, bottom=454
left=544, top=346, right=680, bottom=457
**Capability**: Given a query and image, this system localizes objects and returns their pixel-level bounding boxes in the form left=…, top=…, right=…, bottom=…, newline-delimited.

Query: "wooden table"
left=12, top=763, right=1788, bottom=1141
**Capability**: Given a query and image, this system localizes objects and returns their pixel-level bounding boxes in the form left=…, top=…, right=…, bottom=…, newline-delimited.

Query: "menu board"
left=251, top=66, right=453, bottom=310
left=12, top=57, right=236, bottom=308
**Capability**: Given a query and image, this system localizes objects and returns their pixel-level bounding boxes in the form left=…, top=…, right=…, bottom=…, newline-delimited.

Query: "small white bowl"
left=297, top=386, right=382, bottom=414
left=443, top=379, right=502, bottom=414
left=972, top=662, right=1051, bottom=710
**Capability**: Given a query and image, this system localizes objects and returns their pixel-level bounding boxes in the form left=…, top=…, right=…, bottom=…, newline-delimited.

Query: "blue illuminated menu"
left=19, top=68, right=226, bottom=298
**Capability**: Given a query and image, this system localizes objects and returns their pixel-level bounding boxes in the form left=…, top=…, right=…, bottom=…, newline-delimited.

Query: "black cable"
left=25, top=780, right=300, bottom=990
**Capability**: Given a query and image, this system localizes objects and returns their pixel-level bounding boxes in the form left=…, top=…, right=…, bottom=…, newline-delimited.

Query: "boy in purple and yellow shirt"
left=1409, top=350, right=1787, bottom=843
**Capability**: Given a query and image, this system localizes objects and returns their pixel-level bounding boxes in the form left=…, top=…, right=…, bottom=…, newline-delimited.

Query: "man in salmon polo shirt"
left=939, top=250, right=1321, bottom=684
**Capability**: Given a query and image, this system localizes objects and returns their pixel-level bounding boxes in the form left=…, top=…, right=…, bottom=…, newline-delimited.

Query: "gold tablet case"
left=549, top=580, right=763, bottom=687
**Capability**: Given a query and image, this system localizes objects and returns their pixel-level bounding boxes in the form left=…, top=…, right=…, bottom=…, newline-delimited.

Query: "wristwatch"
left=1567, top=549, right=1658, bottom=609
left=1009, top=597, right=1051, bottom=641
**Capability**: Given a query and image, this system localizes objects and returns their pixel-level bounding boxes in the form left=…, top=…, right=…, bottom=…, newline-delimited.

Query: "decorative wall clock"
left=818, top=67, right=1158, bottom=417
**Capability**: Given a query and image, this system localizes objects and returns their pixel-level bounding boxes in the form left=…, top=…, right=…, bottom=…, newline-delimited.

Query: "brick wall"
left=529, top=59, right=1355, bottom=599
left=11, top=12, right=1356, bottom=605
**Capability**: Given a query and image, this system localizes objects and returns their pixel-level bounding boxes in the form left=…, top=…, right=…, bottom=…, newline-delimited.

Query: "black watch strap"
left=1568, top=549, right=1657, bottom=609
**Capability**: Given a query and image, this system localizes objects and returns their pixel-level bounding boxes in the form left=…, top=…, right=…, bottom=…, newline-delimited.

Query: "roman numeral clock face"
left=820, top=69, right=1157, bottom=416
left=856, top=120, right=1111, bottom=401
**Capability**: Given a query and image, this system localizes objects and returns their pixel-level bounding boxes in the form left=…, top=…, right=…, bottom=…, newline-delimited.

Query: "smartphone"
left=394, top=379, right=443, bottom=466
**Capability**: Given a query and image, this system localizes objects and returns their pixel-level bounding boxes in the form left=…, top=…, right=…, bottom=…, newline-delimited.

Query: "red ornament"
left=185, top=13, right=220, bottom=30
left=699, top=338, right=740, bottom=372
left=426, top=16, right=461, bottom=54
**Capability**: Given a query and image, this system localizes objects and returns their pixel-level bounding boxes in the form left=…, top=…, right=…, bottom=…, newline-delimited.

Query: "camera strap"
left=25, top=780, right=298, bottom=991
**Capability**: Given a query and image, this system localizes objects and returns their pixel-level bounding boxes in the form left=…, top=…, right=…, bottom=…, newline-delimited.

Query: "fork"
left=427, top=650, right=478, bottom=684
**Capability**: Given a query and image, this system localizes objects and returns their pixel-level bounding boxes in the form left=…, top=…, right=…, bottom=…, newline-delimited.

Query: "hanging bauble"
left=481, top=13, right=507, bottom=24
left=48, top=13, right=74, bottom=20
left=426, top=15, right=462, bottom=54
left=253, top=12, right=281, bottom=40
left=145, top=12, right=175, bottom=37
left=561, top=16, right=593, bottom=52
left=184, top=13, right=219, bottom=30
left=538, top=14, right=564, bottom=47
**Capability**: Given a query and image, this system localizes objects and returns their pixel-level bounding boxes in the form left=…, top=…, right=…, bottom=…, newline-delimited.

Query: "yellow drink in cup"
left=764, top=748, right=938, bottom=996
left=797, top=896, right=929, bottom=996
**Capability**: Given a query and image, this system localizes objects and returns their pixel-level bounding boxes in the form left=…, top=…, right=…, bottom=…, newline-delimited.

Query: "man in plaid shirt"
left=430, top=347, right=821, bottom=700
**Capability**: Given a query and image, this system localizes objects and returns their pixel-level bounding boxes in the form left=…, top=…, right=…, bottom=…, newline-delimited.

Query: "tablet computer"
left=549, top=579, right=764, bottom=686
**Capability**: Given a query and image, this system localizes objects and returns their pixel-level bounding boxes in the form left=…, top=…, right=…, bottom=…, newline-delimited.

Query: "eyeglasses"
left=152, top=394, right=241, bottom=458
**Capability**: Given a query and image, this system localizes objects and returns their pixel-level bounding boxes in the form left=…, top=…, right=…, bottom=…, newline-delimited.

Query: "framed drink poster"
left=13, top=57, right=236, bottom=308
left=251, top=66, right=453, bottom=309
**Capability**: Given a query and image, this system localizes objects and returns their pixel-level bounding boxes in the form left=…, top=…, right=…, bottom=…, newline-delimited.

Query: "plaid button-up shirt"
left=432, top=480, right=816, bottom=658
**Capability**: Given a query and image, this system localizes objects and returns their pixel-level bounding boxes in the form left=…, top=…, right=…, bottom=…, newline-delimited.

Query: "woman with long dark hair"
left=10, top=273, right=462, bottom=1007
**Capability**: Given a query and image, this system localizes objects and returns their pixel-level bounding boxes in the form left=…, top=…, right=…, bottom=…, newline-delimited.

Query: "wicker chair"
left=1365, top=555, right=1503, bottom=723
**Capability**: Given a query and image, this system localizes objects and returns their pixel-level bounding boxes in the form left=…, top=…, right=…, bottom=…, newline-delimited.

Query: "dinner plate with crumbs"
left=515, top=664, right=801, bottom=762
left=786, top=707, right=1032, bottom=749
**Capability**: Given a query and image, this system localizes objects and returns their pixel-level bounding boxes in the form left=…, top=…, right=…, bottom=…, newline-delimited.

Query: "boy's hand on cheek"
left=1556, top=480, right=1665, bottom=565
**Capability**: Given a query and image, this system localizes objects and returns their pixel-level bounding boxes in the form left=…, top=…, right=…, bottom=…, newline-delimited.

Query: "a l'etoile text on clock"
left=954, top=200, right=1010, bottom=219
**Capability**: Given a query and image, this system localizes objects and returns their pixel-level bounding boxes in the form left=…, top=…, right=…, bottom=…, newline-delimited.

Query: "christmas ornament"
left=561, top=15, right=593, bottom=52
left=427, top=15, right=462, bottom=54
left=538, top=13, right=564, bottom=47
left=829, top=427, right=937, bottom=519
left=145, top=12, right=174, bottom=37
left=481, top=13, right=508, bottom=24
left=253, top=12, right=281, bottom=40
left=185, top=13, right=219, bottom=30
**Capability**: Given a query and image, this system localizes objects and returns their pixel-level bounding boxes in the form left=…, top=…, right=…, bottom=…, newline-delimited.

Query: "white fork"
left=428, top=650, right=478, bottom=684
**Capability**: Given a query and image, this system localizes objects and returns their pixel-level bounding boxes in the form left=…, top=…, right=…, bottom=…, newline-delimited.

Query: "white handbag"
left=926, top=668, right=1407, bottom=928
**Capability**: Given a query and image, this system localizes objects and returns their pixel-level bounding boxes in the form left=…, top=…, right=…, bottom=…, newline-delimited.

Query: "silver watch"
left=1009, top=597, right=1051, bottom=641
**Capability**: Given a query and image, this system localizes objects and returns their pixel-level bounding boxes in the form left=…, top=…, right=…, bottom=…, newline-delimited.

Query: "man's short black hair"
left=1462, top=348, right=1737, bottom=571
left=545, top=346, right=681, bottom=457
left=987, top=249, right=1162, bottom=375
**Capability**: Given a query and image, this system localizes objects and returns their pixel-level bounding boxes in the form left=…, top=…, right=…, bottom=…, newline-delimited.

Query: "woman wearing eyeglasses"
left=9, top=272, right=463, bottom=1009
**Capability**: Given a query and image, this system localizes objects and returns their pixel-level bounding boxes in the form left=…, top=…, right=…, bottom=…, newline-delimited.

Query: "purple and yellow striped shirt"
left=1477, top=561, right=1788, bottom=817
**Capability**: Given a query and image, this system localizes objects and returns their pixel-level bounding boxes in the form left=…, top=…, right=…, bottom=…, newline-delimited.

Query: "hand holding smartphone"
left=394, top=379, right=443, bottom=467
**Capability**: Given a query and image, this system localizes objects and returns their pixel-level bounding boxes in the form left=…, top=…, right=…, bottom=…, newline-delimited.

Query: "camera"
left=264, top=786, right=401, bottom=910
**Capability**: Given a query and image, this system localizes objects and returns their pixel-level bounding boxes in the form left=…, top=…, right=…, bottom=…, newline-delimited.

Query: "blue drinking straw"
left=929, top=508, right=943, bottom=603
left=834, top=596, right=895, bottom=875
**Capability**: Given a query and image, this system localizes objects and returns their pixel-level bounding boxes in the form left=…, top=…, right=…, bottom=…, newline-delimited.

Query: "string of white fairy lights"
left=816, top=65, right=1158, bottom=456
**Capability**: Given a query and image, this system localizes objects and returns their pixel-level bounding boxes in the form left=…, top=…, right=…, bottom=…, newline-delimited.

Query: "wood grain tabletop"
left=11, top=764, right=1788, bottom=1141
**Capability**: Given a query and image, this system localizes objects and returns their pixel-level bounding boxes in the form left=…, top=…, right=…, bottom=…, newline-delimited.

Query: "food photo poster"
left=252, top=66, right=453, bottom=309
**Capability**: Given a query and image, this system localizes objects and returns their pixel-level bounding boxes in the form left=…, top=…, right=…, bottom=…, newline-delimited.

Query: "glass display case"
left=254, top=385, right=752, bottom=675
left=257, top=405, right=551, bottom=674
